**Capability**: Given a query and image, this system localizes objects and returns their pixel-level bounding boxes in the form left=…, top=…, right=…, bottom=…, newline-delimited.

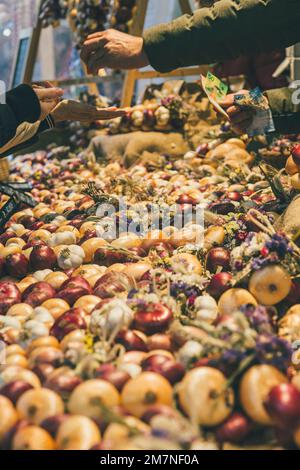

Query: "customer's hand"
left=51, top=99, right=126, bottom=123
left=80, top=29, right=149, bottom=73
left=219, top=90, right=255, bottom=135
left=32, top=84, right=64, bottom=121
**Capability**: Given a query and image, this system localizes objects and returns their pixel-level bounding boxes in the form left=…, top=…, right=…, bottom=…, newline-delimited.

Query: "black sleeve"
left=0, top=84, right=41, bottom=148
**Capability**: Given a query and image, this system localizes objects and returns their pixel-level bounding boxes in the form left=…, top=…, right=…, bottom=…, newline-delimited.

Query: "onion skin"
left=116, top=329, right=148, bottom=352
left=0, top=281, right=22, bottom=314
left=57, top=276, right=92, bottom=305
left=29, top=246, right=57, bottom=271
left=5, top=253, right=29, bottom=279
left=207, top=272, right=233, bottom=299
left=95, top=366, right=131, bottom=392
left=0, top=381, right=34, bottom=405
left=50, top=308, right=87, bottom=341
left=93, top=272, right=134, bottom=299
left=141, top=355, right=185, bottom=384
left=134, top=303, right=173, bottom=335
left=40, top=414, right=68, bottom=438
left=206, top=248, right=230, bottom=273
left=216, top=412, right=252, bottom=444
left=264, top=384, right=300, bottom=429
left=22, top=282, right=56, bottom=308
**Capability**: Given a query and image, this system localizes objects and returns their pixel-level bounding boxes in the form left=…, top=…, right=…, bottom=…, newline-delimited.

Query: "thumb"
left=218, top=94, right=235, bottom=109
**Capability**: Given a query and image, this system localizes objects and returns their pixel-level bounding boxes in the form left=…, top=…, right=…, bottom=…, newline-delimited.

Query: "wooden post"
left=121, top=0, right=149, bottom=107
left=23, top=20, right=43, bottom=84
left=121, top=0, right=202, bottom=107
left=178, top=0, right=193, bottom=14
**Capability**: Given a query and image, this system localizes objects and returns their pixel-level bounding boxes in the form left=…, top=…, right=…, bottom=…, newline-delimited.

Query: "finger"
left=218, top=94, right=235, bottom=109
left=41, top=100, right=59, bottom=117
left=36, top=87, right=64, bottom=100
left=86, top=31, right=106, bottom=40
left=87, top=50, right=107, bottom=75
left=93, top=110, right=126, bottom=120
left=80, top=36, right=107, bottom=64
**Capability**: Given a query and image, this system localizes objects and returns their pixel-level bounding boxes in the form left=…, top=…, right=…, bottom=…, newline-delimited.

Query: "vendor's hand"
left=51, top=99, right=126, bottom=123
left=80, top=29, right=149, bottom=74
left=219, top=90, right=255, bottom=135
left=32, top=84, right=64, bottom=121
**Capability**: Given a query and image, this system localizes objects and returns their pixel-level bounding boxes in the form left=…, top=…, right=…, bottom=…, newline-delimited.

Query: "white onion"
left=177, top=340, right=203, bottom=366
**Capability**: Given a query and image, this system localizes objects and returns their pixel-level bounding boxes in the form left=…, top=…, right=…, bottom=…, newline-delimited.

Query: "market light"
left=2, top=28, right=11, bottom=37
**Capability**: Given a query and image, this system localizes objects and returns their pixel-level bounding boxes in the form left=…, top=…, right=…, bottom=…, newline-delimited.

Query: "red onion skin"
left=147, top=334, right=172, bottom=352
left=29, top=246, right=57, bottom=271
left=264, top=384, right=300, bottom=429
left=0, top=381, right=34, bottom=405
left=206, top=248, right=230, bottom=273
left=0, top=281, right=22, bottom=314
left=57, top=276, right=92, bottom=305
left=292, top=144, right=300, bottom=166
left=116, top=329, right=148, bottom=352
left=216, top=413, right=252, bottom=444
left=93, top=272, right=133, bottom=298
left=22, top=282, right=56, bottom=308
left=134, top=304, right=173, bottom=335
left=141, top=355, right=185, bottom=384
left=0, top=420, right=30, bottom=450
left=50, top=308, right=87, bottom=341
left=94, top=369, right=131, bottom=392
left=41, top=415, right=69, bottom=438
left=5, top=253, right=29, bottom=279
left=207, top=272, right=233, bottom=299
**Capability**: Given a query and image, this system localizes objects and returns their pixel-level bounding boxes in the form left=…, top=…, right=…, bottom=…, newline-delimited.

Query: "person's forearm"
left=143, top=0, right=300, bottom=72
left=266, top=87, right=300, bottom=135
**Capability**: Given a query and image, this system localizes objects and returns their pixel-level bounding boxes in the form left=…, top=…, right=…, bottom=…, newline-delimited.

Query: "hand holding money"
left=221, top=88, right=275, bottom=136
left=219, top=90, right=255, bottom=135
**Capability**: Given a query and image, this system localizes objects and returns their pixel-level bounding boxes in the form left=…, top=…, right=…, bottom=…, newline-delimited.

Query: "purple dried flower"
left=255, top=333, right=292, bottom=371
left=241, top=305, right=273, bottom=333
left=266, top=232, right=293, bottom=258
left=170, top=281, right=201, bottom=300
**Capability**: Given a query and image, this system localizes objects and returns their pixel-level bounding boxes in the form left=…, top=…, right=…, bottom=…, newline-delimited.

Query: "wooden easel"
left=121, top=0, right=208, bottom=107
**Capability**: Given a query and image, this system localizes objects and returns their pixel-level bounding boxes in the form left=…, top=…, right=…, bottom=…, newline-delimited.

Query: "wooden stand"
left=121, top=0, right=207, bottom=107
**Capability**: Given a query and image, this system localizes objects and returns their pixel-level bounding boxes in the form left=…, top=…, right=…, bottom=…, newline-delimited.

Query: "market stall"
left=1, top=0, right=300, bottom=453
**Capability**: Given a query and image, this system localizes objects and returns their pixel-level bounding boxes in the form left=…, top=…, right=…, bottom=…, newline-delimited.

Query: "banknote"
left=201, top=72, right=229, bottom=118
left=234, top=87, right=275, bottom=136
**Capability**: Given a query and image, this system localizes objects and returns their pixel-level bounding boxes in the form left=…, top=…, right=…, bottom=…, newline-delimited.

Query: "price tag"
left=0, top=195, right=20, bottom=229
left=0, top=183, right=37, bottom=207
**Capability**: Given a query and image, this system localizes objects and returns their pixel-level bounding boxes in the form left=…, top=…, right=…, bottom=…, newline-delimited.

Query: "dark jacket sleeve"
left=265, top=87, right=300, bottom=135
left=0, top=84, right=41, bottom=148
left=143, top=0, right=300, bottom=73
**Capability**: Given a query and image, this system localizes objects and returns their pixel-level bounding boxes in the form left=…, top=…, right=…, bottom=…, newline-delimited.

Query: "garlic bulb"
left=90, top=299, right=134, bottom=336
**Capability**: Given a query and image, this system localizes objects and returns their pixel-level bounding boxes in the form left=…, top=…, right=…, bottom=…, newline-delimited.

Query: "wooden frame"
left=10, top=21, right=43, bottom=89
left=121, top=0, right=205, bottom=106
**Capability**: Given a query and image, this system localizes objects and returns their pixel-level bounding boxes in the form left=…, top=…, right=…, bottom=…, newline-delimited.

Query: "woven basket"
left=0, top=158, right=10, bottom=182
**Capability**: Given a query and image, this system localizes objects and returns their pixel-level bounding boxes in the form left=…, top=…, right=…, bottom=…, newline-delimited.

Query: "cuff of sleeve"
left=6, top=84, right=41, bottom=125
left=38, top=115, right=55, bottom=133
left=265, top=87, right=298, bottom=115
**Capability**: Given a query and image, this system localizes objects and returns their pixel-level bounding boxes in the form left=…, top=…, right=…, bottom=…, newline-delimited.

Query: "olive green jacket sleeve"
left=143, top=0, right=300, bottom=72
left=265, top=87, right=300, bottom=134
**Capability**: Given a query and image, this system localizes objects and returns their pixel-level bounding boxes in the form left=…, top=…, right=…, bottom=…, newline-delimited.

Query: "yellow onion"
left=239, top=365, right=287, bottom=425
